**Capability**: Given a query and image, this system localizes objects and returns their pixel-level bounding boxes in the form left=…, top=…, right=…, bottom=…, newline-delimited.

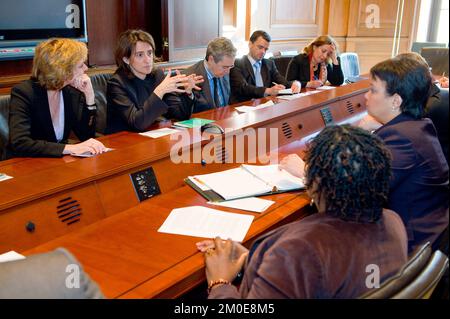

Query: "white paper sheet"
left=277, top=88, right=293, bottom=95
left=0, top=173, right=13, bottom=182
left=316, top=85, right=336, bottom=90
left=235, top=100, right=275, bottom=113
left=139, top=128, right=180, bottom=138
left=158, top=206, right=254, bottom=242
left=0, top=251, right=26, bottom=263
left=207, top=197, right=275, bottom=213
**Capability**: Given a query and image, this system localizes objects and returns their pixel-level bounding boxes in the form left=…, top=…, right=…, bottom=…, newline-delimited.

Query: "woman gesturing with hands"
left=107, top=29, right=203, bottom=133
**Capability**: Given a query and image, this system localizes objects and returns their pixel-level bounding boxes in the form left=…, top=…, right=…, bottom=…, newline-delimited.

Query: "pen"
left=443, top=72, right=446, bottom=77
left=272, top=82, right=279, bottom=86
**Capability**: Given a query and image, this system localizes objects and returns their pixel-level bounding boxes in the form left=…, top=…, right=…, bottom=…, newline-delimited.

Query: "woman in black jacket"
left=9, top=38, right=107, bottom=158
left=286, top=35, right=344, bottom=89
left=106, top=30, right=203, bottom=134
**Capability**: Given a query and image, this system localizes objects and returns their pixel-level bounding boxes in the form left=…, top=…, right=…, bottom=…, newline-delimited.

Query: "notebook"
left=173, top=118, right=215, bottom=129
left=186, top=164, right=305, bottom=201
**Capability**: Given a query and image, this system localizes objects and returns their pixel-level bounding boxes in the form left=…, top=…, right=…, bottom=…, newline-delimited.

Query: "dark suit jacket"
left=185, top=60, right=231, bottom=113
left=106, top=68, right=193, bottom=134
left=229, top=56, right=291, bottom=103
left=286, top=53, right=344, bottom=88
left=0, top=248, right=104, bottom=298
left=375, top=113, right=449, bottom=253
left=209, top=210, right=407, bottom=299
left=9, top=79, right=96, bottom=157
left=426, top=85, right=449, bottom=164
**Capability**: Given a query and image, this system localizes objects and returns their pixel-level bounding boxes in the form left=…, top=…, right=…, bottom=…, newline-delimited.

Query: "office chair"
left=421, top=47, right=449, bottom=76
left=0, top=95, right=10, bottom=161
left=89, top=73, right=113, bottom=135
left=360, top=242, right=449, bottom=299
left=269, top=55, right=295, bottom=78
left=340, top=52, right=362, bottom=83
left=411, top=41, right=447, bottom=54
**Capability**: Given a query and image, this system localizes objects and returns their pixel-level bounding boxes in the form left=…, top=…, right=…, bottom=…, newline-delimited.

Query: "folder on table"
left=185, top=164, right=305, bottom=202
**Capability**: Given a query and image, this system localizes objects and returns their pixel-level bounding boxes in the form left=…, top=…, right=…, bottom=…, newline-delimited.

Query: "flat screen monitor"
left=0, top=0, right=87, bottom=60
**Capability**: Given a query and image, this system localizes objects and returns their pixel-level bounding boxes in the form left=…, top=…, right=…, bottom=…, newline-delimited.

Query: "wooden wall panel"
left=168, top=0, right=223, bottom=61
left=348, top=0, right=415, bottom=37
left=251, top=0, right=326, bottom=39
left=328, top=0, right=350, bottom=37
left=85, top=0, right=126, bottom=66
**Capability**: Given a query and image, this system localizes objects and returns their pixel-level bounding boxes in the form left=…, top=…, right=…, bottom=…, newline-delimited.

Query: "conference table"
left=0, top=80, right=369, bottom=298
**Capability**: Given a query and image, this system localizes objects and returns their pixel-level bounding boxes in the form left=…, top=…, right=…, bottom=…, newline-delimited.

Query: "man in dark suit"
left=185, top=37, right=236, bottom=113
left=229, top=30, right=300, bottom=104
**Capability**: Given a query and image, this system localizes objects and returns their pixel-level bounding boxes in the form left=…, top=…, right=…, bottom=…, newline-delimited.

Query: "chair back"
left=0, top=94, right=10, bottom=161
left=90, top=72, right=113, bottom=135
left=360, top=242, right=449, bottom=299
left=340, top=52, right=360, bottom=81
left=269, top=55, right=295, bottom=78
left=411, top=41, right=447, bottom=54
left=421, top=47, right=449, bottom=76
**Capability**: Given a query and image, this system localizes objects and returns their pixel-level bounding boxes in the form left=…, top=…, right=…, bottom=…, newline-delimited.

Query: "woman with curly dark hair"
left=196, top=125, right=407, bottom=299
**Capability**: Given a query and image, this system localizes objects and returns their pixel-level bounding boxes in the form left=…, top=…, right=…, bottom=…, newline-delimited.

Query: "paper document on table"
left=316, top=85, right=336, bottom=90
left=71, top=148, right=114, bottom=158
left=235, top=100, right=275, bottom=113
left=207, top=197, right=275, bottom=213
left=139, top=128, right=180, bottom=138
left=158, top=206, right=254, bottom=242
left=0, top=173, right=13, bottom=182
left=0, top=251, right=26, bottom=263
left=277, top=88, right=293, bottom=95
left=190, top=164, right=305, bottom=201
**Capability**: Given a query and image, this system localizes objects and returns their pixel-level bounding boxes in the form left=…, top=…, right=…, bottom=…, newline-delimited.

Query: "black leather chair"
left=421, top=47, right=449, bottom=76
left=269, top=55, right=294, bottom=78
left=360, top=242, right=449, bottom=299
left=0, top=94, right=10, bottom=161
left=426, top=88, right=449, bottom=164
left=90, top=72, right=113, bottom=135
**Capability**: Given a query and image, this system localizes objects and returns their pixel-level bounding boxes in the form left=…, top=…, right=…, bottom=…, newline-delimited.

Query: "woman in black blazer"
left=286, top=35, right=344, bottom=89
left=106, top=30, right=203, bottom=134
left=9, top=38, right=107, bottom=158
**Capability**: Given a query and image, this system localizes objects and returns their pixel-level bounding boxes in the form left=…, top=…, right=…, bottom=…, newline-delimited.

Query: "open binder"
left=185, top=164, right=305, bottom=202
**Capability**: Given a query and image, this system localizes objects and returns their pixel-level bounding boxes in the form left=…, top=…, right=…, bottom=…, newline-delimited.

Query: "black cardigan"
left=286, top=53, right=344, bottom=88
left=106, top=68, right=193, bottom=134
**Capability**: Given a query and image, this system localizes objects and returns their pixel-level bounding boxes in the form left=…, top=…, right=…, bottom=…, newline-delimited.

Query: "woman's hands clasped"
left=197, top=237, right=249, bottom=285
left=154, top=69, right=204, bottom=99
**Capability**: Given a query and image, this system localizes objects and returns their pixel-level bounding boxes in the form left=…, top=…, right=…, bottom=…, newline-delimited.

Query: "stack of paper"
left=158, top=206, right=254, bottom=242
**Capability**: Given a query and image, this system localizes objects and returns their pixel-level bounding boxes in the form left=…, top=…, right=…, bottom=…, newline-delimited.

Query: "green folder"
left=173, top=118, right=215, bottom=129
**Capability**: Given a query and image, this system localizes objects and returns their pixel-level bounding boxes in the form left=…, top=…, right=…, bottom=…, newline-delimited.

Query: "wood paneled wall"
left=0, top=0, right=420, bottom=79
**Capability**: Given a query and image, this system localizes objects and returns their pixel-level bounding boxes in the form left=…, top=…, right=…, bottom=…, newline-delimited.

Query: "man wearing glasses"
left=186, top=37, right=236, bottom=112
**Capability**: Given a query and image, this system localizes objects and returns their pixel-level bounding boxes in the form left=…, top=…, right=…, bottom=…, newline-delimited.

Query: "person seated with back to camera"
left=106, top=29, right=203, bottom=134
left=286, top=35, right=344, bottom=89
left=8, top=38, right=107, bottom=158
left=197, top=125, right=407, bottom=299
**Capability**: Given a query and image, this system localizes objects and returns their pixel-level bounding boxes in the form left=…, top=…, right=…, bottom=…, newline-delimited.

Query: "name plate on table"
left=130, top=167, right=161, bottom=202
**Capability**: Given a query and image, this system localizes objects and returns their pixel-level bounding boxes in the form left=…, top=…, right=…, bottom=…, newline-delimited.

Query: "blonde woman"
left=9, top=38, right=106, bottom=157
left=286, top=35, right=344, bottom=89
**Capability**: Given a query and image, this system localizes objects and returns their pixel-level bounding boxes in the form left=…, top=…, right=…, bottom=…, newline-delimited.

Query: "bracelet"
left=207, top=279, right=230, bottom=294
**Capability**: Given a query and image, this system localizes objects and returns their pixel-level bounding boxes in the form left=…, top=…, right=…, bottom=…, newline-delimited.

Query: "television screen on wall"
left=0, top=0, right=87, bottom=60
